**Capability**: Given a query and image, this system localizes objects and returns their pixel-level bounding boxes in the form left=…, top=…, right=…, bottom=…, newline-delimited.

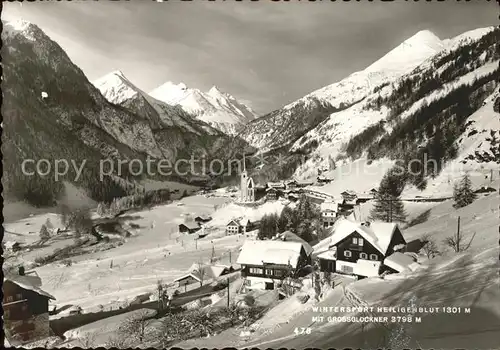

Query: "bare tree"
left=443, top=216, right=476, bottom=253
left=105, top=334, right=130, bottom=348
left=118, top=309, right=154, bottom=345
left=78, top=332, right=97, bottom=348
left=420, top=234, right=441, bottom=259
left=194, top=260, right=207, bottom=287
left=60, top=205, right=93, bottom=235
left=157, top=279, right=168, bottom=312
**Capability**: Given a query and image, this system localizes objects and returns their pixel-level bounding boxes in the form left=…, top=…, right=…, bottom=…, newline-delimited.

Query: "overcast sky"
left=3, top=0, right=496, bottom=114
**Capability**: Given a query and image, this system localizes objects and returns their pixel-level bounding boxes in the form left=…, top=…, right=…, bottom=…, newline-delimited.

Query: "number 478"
left=294, top=327, right=312, bottom=335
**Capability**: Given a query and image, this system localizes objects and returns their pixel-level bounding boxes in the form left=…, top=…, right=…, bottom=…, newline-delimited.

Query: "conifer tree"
left=370, top=167, right=407, bottom=222
left=39, top=224, right=50, bottom=241
left=453, top=174, right=477, bottom=208
left=96, top=203, right=105, bottom=217
left=45, top=218, right=54, bottom=230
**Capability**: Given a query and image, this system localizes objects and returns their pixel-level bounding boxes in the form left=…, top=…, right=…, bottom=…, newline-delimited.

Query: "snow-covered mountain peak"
left=149, top=80, right=256, bottom=135
left=364, top=29, right=443, bottom=74
left=208, top=85, right=224, bottom=96
left=404, top=30, right=442, bottom=48
left=2, top=19, right=42, bottom=41
left=3, top=19, right=33, bottom=32
left=93, top=70, right=139, bottom=105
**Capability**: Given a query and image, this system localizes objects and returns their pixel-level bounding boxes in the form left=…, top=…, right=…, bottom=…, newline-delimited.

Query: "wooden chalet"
left=314, top=218, right=407, bottom=278
left=266, top=181, right=286, bottom=190
left=317, top=176, right=333, bottom=184
left=284, top=179, right=298, bottom=190
left=225, top=218, right=254, bottom=235
left=237, top=240, right=312, bottom=291
left=194, top=214, right=212, bottom=224
left=266, top=187, right=279, bottom=201
left=174, top=263, right=234, bottom=289
left=3, top=268, right=55, bottom=346
left=296, top=180, right=314, bottom=188
left=320, top=201, right=339, bottom=228
left=179, top=222, right=201, bottom=234
left=340, top=190, right=358, bottom=209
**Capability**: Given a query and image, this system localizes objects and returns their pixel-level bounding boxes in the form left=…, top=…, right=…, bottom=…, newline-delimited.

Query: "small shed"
left=194, top=214, right=212, bottom=224
left=179, top=222, right=201, bottom=234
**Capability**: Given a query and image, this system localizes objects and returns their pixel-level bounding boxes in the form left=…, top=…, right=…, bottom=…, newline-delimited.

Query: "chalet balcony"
left=348, top=244, right=363, bottom=251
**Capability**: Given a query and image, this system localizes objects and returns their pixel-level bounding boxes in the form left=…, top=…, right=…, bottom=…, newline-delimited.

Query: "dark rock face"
left=494, top=96, right=500, bottom=113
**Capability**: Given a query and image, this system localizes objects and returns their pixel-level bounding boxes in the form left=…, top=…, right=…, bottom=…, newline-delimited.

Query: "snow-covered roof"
left=5, top=274, right=56, bottom=300
left=316, top=249, right=336, bottom=260
left=227, top=219, right=240, bottom=227
left=341, top=190, right=357, bottom=197
left=236, top=240, right=306, bottom=268
left=296, top=180, right=314, bottom=185
left=383, top=252, right=416, bottom=273
left=195, top=214, right=212, bottom=221
left=320, top=201, right=338, bottom=212
left=174, top=272, right=202, bottom=283
left=313, top=217, right=398, bottom=255
left=354, top=260, right=381, bottom=277
left=240, top=218, right=250, bottom=226
left=276, top=231, right=314, bottom=256
left=180, top=222, right=200, bottom=230
left=267, top=182, right=285, bottom=188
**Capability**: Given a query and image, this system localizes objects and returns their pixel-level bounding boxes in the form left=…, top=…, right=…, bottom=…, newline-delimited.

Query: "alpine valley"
left=236, top=27, right=500, bottom=198
left=2, top=19, right=499, bottom=206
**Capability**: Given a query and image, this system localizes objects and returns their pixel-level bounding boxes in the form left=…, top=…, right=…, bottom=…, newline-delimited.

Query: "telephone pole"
left=227, top=278, right=230, bottom=307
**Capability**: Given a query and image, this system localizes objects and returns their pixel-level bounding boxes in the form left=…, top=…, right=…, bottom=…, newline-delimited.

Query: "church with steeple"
left=240, top=154, right=255, bottom=203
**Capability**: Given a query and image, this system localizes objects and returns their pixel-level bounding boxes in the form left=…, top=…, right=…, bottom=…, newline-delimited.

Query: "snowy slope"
left=149, top=81, right=256, bottom=135
left=239, top=30, right=447, bottom=152
left=289, top=27, right=498, bottom=195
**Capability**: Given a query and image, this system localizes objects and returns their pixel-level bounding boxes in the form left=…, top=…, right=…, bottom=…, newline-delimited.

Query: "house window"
left=16, top=293, right=22, bottom=300
left=249, top=267, right=264, bottom=274
left=360, top=252, right=368, bottom=259
left=353, top=237, right=363, bottom=246
left=344, top=250, right=352, bottom=257
left=244, top=279, right=251, bottom=286
left=265, top=269, right=273, bottom=276
left=370, top=254, right=378, bottom=261
left=6, top=296, right=13, bottom=302
left=273, top=270, right=284, bottom=277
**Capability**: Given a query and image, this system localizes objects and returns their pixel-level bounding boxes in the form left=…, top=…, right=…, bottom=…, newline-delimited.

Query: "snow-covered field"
left=3, top=194, right=288, bottom=313
left=302, top=155, right=496, bottom=200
